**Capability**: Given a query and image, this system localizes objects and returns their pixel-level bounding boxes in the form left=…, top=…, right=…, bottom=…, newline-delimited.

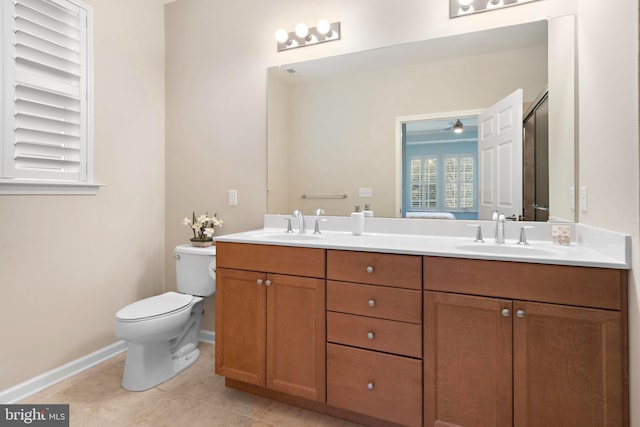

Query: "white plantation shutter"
left=2, top=0, right=92, bottom=186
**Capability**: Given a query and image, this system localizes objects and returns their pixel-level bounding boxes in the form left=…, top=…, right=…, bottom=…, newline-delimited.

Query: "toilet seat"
left=116, top=292, right=193, bottom=322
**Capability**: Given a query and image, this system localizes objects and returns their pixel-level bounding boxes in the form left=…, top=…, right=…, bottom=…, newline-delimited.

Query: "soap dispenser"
left=351, top=204, right=365, bottom=236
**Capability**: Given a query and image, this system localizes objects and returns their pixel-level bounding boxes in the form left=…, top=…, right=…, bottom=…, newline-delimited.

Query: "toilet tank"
left=174, top=244, right=216, bottom=297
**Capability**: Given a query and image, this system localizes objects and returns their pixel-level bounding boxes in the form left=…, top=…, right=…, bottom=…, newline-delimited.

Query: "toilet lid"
left=116, top=292, right=193, bottom=321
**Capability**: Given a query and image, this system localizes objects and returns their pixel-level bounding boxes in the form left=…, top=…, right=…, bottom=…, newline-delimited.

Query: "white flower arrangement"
left=182, top=212, right=224, bottom=241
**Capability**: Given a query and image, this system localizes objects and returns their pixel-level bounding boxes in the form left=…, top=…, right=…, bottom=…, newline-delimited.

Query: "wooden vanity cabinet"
left=423, top=256, right=628, bottom=427
left=326, top=250, right=423, bottom=427
left=215, top=242, right=628, bottom=427
left=215, top=242, right=326, bottom=402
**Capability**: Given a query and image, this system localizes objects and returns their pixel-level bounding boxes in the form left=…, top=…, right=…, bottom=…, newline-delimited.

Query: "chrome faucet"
left=292, top=209, right=306, bottom=234
left=492, top=210, right=506, bottom=244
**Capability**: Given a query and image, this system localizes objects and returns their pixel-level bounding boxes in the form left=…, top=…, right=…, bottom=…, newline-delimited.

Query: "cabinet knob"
left=367, top=332, right=374, bottom=340
left=516, top=309, right=525, bottom=318
left=265, top=279, right=272, bottom=287
left=368, top=299, right=376, bottom=307
left=367, top=382, right=374, bottom=391
left=501, top=308, right=510, bottom=317
left=257, top=279, right=263, bottom=286
left=366, top=266, right=374, bottom=274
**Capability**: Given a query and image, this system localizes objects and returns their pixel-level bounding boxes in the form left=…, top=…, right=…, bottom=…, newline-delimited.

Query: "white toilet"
left=114, top=244, right=216, bottom=391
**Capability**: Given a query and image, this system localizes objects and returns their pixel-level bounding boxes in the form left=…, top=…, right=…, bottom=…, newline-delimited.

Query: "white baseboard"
left=199, top=329, right=215, bottom=344
left=0, top=340, right=127, bottom=404
left=1, top=331, right=216, bottom=404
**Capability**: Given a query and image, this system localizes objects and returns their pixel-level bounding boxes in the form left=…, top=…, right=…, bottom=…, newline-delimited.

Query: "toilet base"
left=122, top=342, right=200, bottom=391
left=120, top=299, right=205, bottom=392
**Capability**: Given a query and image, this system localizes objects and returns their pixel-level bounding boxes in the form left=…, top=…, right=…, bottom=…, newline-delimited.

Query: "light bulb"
left=275, top=28, right=289, bottom=43
left=317, top=19, right=331, bottom=35
left=295, top=23, right=309, bottom=39
left=453, top=119, right=464, bottom=134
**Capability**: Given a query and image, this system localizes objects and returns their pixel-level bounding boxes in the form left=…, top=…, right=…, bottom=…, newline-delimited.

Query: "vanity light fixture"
left=453, top=119, right=464, bottom=134
left=275, top=20, right=341, bottom=52
left=451, top=0, right=540, bottom=18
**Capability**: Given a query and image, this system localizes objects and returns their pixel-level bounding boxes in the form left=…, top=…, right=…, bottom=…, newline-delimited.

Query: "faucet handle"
left=315, top=208, right=325, bottom=216
left=314, top=218, right=328, bottom=234
left=284, top=217, right=293, bottom=233
left=466, top=223, right=484, bottom=243
left=517, top=226, right=533, bottom=245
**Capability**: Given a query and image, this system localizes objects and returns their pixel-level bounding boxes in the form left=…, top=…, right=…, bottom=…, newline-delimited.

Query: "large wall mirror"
left=268, top=16, right=576, bottom=221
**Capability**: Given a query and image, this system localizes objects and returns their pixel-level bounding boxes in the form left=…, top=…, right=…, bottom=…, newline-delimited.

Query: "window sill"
left=0, top=180, right=104, bottom=195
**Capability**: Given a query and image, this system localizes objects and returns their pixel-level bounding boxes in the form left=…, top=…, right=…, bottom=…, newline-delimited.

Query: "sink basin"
left=456, top=244, right=553, bottom=257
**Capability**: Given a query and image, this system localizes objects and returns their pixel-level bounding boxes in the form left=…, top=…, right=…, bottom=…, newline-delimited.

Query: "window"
left=0, top=0, right=98, bottom=194
left=409, top=152, right=476, bottom=212
left=444, top=154, right=475, bottom=210
left=410, top=155, right=438, bottom=209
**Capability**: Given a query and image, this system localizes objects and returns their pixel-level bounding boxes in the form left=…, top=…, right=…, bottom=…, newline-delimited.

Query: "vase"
left=190, top=238, right=213, bottom=248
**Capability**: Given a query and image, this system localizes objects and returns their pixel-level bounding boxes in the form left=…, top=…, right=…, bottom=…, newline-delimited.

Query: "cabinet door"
left=424, top=291, right=513, bottom=427
left=513, top=301, right=624, bottom=427
left=215, top=268, right=266, bottom=386
left=267, top=274, right=326, bottom=401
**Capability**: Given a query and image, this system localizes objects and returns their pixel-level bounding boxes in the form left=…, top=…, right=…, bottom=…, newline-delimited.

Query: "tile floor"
left=19, top=343, right=362, bottom=427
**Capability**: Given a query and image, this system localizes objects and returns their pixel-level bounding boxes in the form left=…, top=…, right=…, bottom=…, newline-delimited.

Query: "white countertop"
left=215, top=216, right=631, bottom=270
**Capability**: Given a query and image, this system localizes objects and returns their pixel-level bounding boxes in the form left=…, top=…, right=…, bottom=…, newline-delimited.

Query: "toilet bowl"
left=114, top=245, right=216, bottom=391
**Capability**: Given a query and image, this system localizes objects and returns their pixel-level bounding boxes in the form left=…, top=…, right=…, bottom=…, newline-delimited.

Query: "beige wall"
left=577, top=2, right=640, bottom=424
left=166, top=0, right=639, bottom=424
left=0, top=0, right=166, bottom=390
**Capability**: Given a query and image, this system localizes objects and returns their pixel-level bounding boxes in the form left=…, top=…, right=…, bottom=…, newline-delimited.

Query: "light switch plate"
left=358, top=187, right=373, bottom=198
left=228, top=189, right=238, bottom=206
left=579, top=186, right=588, bottom=213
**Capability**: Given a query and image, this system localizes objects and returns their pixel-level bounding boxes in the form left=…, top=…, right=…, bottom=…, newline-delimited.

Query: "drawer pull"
left=366, top=266, right=374, bottom=274
left=367, top=332, right=374, bottom=340
left=367, top=382, right=374, bottom=391
left=501, top=308, right=510, bottom=317
left=265, top=279, right=272, bottom=287
left=516, top=309, right=526, bottom=318
left=368, top=299, right=376, bottom=307
left=257, top=279, right=263, bottom=286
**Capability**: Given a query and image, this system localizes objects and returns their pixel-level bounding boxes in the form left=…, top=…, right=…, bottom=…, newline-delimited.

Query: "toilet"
left=114, top=244, right=216, bottom=391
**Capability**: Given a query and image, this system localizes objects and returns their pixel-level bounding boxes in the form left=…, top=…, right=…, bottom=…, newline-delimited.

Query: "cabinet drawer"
left=424, top=256, right=627, bottom=310
left=327, top=250, right=421, bottom=289
left=327, top=343, right=422, bottom=427
left=216, top=242, right=325, bottom=278
left=327, top=312, right=422, bottom=358
left=327, top=280, right=421, bottom=324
